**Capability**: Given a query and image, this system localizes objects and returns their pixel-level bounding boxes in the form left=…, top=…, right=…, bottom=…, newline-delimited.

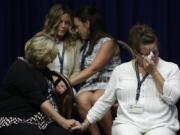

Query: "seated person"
left=70, top=6, right=121, bottom=135
left=72, top=24, right=180, bottom=135
left=0, top=35, right=79, bottom=135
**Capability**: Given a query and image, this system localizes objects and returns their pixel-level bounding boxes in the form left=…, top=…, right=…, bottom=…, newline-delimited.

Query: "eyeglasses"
left=139, top=49, right=159, bottom=57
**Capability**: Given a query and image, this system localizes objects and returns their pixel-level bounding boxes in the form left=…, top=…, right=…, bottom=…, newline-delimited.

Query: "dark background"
left=0, top=0, right=180, bottom=81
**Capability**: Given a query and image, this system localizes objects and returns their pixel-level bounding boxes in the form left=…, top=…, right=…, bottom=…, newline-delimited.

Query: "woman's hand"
left=71, top=119, right=90, bottom=132
left=61, top=119, right=81, bottom=131
left=143, top=56, right=157, bottom=74
left=143, top=55, right=164, bottom=94
left=41, top=100, right=80, bottom=131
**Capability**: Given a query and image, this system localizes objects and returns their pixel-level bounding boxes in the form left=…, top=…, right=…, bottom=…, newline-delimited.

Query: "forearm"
left=40, top=100, right=66, bottom=126
left=70, top=72, right=79, bottom=79
left=71, top=40, right=116, bottom=86
left=81, top=118, right=90, bottom=130
left=151, top=69, right=165, bottom=94
left=70, top=67, right=97, bottom=85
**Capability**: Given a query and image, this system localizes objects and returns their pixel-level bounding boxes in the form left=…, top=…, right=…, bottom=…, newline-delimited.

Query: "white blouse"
left=86, top=58, right=180, bottom=132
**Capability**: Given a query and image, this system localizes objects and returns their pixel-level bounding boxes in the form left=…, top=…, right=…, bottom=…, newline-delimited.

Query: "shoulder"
left=98, top=37, right=112, bottom=44
left=9, top=58, right=29, bottom=73
left=75, top=40, right=83, bottom=46
left=113, top=61, right=132, bottom=73
left=75, top=40, right=83, bottom=50
left=158, top=58, right=180, bottom=75
left=158, top=58, right=179, bottom=70
left=67, top=39, right=82, bottom=48
left=2, top=58, right=33, bottom=83
left=96, top=37, right=115, bottom=49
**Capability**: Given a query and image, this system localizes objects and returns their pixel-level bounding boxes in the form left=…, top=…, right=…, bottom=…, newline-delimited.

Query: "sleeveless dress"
left=78, top=37, right=121, bottom=94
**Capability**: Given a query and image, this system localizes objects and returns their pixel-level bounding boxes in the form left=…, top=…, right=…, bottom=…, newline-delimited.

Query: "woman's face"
left=73, top=17, right=90, bottom=40
left=135, top=41, right=159, bottom=66
left=57, top=13, right=71, bottom=38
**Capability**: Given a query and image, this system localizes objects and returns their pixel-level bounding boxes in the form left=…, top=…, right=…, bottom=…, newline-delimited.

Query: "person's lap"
left=112, top=123, right=176, bottom=135
left=0, top=123, right=43, bottom=135
left=112, top=123, right=142, bottom=135
left=76, top=89, right=104, bottom=104
left=145, top=127, right=176, bottom=135
left=0, top=122, right=72, bottom=135
left=43, top=122, right=72, bottom=135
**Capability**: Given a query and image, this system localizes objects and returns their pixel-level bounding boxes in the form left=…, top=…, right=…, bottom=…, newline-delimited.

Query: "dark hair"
left=127, top=24, right=158, bottom=53
left=74, top=6, right=110, bottom=55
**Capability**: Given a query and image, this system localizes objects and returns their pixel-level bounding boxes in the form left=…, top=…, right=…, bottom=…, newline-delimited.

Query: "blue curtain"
left=0, top=0, right=180, bottom=81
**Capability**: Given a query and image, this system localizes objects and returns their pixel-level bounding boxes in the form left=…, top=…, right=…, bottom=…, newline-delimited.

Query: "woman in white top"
left=72, top=24, right=180, bottom=135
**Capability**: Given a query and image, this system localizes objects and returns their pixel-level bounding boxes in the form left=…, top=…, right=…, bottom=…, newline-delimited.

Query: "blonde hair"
left=25, top=35, right=58, bottom=66
left=43, top=4, right=77, bottom=49
left=44, top=4, right=69, bottom=36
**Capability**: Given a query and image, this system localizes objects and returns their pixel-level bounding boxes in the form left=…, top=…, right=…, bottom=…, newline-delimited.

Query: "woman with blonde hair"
left=40, top=4, right=81, bottom=79
left=0, top=35, right=80, bottom=135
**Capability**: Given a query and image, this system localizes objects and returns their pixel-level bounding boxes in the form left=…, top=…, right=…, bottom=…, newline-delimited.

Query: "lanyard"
left=80, top=41, right=89, bottom=70
left=58, top=45, right=65, bottom=74
left=135, top=61, right=149, bottom=103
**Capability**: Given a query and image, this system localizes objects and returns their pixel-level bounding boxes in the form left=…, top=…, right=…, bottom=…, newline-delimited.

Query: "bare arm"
left=151, top=68, right=165, bottom=94
left=72, top=67, right=119, bottom=131
left=70, top=39, right=117, bottom=85
left=143, top=58, right=164, bottom=94
left=143, top=58, right=180, bottom=105
left=71, top=118, right=90, bottom=131
left=40, top=100, right=79, bottom=130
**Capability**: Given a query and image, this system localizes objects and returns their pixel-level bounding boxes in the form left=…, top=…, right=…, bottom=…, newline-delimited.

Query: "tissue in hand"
left=147, top=51, right=154, bottom=61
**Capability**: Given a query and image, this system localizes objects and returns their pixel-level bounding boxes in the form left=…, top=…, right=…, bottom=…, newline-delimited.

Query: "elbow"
left=40, top=100, right=49, bottom=112
left=161, top=93, right=180, bottom=105
left=162, top=82, right=180, bottom=105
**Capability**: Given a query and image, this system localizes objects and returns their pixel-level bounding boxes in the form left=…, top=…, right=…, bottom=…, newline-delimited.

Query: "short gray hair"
left=25, top=35, right=58, bottom=66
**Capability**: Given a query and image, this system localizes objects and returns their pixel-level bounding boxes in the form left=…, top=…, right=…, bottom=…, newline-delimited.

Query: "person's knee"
left=112, top=124, right=141, bottom=135
left=76, top=93, right=92, bottom=109
left=92, top=90, right=104, bottom=104
left=92, top=95, right=98, bottom=104
left=145, top=127, right=176, bottom=135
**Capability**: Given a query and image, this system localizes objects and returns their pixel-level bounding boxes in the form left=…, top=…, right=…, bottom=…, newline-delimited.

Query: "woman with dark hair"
left=70, top=6, right=121, bottom=135
left=72, top=24, right=180, bottom=135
